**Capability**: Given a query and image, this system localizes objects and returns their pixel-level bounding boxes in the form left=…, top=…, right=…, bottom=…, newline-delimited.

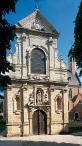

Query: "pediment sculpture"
left=31, top=19, right=44, bottom=31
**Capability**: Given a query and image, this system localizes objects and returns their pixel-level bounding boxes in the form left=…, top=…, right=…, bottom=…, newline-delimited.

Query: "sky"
left=5, top=0, right=81, bottom=75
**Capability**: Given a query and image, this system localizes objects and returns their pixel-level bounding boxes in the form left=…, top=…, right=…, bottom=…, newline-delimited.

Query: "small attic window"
left=68, top=77, right=71, bottom=81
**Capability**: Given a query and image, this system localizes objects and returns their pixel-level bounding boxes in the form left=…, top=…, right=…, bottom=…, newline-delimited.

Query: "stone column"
left=47, top=107, right=50, bottom=134
left=22, top=86, right=29, bottom=136
left=15, top=42, right=21, bottom=65
left=61, top=89, right=68, bottom=132
left=7, top=88, right=12, bottom=122
left=49, top=87, right=54, bottom=134
left=48, top=37, right=54, bottom=69
left=6, top=87, right=13, bottom=137
left=46, top=55, right=49, bottom=76
left=27, top=51, right=30, bottom=75
left=33, top=85, right=36, bottom=105
left=54, top=98, right=57, bottom=111
left=47, top=37, right=54, bottom=80
left=29, top=107, right=33, bottom=135
left=19, top=43, right=21, bottom=65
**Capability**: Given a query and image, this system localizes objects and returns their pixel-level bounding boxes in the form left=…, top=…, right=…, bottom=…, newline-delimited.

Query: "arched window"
left=75, top=112, right=79, bottom=121
left=57, top=98, right=62, bottom=110
left=16, top=96, right=21, bottom=110
left=31, top=48, right=46, bottom=74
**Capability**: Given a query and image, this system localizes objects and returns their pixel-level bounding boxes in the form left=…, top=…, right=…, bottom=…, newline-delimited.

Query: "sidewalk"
left=0, top=130, right=82, bottom=146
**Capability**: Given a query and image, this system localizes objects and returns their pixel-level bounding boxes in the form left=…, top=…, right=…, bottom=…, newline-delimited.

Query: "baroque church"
left=4, top=9, right=68, bottom=136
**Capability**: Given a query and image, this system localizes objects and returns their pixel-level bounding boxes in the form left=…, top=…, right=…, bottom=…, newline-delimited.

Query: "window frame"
left=31, top=48, right=46, bottom=75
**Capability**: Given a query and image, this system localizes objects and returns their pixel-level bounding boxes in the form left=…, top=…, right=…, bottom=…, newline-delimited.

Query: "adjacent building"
left=68, top=55, right=82, bottom=121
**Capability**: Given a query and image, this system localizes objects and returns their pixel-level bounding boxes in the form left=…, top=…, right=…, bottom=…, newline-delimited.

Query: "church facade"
left=4, top=9, right=68, bottom=136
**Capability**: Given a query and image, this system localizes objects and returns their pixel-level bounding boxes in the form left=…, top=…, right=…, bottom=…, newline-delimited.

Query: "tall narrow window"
left=69, top=88, right=72, bottom=99
left=57, top=98, right=62, bottom=110
left=16, top=96, right=21, bottom=110
left=31, top=48, right=46, bottom=74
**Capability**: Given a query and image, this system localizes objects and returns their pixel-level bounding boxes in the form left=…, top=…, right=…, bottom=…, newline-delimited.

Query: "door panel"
left=33, top=110, right=38, bottom=135
left=40, top=110, right=47, bottom=134
left=33, top=110, right=47, bottom=135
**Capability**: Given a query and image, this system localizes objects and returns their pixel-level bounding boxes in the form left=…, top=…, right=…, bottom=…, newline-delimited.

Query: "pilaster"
left=29, top=107, right=33, bottom=135
left=22, top=86, right=29, bottom=136
left=47, top=107, right=51, bottom=134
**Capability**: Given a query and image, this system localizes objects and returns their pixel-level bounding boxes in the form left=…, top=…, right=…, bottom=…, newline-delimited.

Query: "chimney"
left=68, top=55, right=76, bottom=74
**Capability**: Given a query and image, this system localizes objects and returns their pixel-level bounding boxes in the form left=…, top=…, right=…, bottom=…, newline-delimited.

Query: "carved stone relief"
left=31, top=19, right=44, bottom=31
left=28, top=87, right=50, bottom=106
left=28, top=93, right=34, bottom=105
left=36, top=90, right=42, bottom=103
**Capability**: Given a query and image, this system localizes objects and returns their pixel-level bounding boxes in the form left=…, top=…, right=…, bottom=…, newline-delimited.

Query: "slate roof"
left=67, top=70, right=81, bottom=86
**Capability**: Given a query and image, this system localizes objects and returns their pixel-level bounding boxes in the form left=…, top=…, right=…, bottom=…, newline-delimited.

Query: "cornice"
left=15, top=27, right=59, bottom=38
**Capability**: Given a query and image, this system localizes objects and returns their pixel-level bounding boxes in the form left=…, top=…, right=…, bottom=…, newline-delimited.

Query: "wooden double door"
left=33, top=110, right=47, bottom=135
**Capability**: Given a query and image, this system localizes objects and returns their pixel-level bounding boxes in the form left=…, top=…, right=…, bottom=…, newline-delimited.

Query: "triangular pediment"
left=15, top=10, right=59, bottom=36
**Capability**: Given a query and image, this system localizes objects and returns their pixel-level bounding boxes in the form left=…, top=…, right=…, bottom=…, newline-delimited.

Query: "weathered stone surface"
left=4, top=10, right=68, bottom=136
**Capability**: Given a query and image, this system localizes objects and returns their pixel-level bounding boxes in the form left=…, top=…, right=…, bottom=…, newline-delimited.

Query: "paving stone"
left=0, top=134, right=82, bottom=146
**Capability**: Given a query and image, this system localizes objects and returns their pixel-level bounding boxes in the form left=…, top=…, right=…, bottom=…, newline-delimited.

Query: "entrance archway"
left=33, top=110, right=47, bottom=135
left=75, top=112, right=79, bottom=120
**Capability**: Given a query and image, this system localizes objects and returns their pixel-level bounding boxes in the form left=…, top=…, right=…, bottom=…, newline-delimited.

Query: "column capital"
left=60, top=89, right=67, bottom=93
left=49, top=88, right=54, bottom=92
left=22, top=86, right=28, bottom=91
left=28, top=107, right=32, bottom=112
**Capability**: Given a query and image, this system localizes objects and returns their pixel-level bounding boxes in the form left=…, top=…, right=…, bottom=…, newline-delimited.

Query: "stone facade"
left=4, top=9, right=68, bottom=136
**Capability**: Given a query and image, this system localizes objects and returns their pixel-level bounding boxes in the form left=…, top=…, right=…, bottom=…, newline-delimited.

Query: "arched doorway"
left=75, top=112, right=79, bottom=120
left=33, top=110, right=47, bottom=135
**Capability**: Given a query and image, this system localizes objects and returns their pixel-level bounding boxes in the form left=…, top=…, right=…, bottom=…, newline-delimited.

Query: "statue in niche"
left=36, top=90, right=42, bottom=103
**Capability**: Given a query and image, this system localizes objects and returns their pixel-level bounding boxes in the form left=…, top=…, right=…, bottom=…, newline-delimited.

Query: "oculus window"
left=31, top=48, right=46, bottom=74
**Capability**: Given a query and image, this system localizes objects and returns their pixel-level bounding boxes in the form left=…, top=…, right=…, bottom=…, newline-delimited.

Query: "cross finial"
left=34, top=0, right=39, bottom=11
